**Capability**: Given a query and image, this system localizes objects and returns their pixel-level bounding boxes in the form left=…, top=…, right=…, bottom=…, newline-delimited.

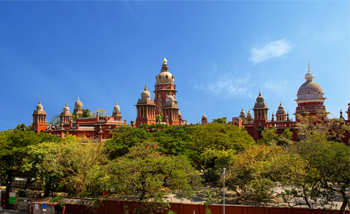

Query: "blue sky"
left=0, top=1, right=349, bottom=130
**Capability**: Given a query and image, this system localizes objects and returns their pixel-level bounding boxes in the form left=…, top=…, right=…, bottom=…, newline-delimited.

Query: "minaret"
left=295, top=61, right=326, bottom=121
left=112, top=102, right=122, bottom=121
left=60, top=103, right=73, bottom=124
left=252, top=90, right=269, bottom=140
left=162, top=92, right=180, bottom=125
left=135, top=84, right=156, bottom=127
left=154, top=57, right=177, bottom=115
left=346, top=103, right=350, bottom=121
left=32, top=100, right=48, bottom=133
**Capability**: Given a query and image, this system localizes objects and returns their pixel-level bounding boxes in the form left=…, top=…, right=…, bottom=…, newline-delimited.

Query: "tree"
left=14, top=123, right=32, bottom=131
left=49, top=115, right=60, bottom=125
left=155, top=113, right=163, bottom=123
left=109, top=142, right=202, bottom=214
left=0, top=129, right=59, bottom=181
left=83, top=108, right=91, bottom=117
left=23, top=135, right=111, bottom=198
left=225, top=145, right=285, bottom=203
left=105, top=126, right=153, bottom=159
left=91, top=109, right=107, bottom=117
left=258, top=128, right=293, bottom=146
left=212, top=117, right=227, bottom=124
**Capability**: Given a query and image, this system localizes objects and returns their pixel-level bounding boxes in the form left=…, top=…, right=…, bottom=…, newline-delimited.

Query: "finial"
left=242, top=108, right=244, bottom=111
left=38, top=99, right=41, bottom=104
left=144, top=83, right=147, bottom=91
left=163, top=56, right=167, bottom=64
left=116, top=101, right=118, bottom=105
left=78, top=96, right=80, bottom=100
left=308, top=60, right=310, bottom=73
left=280, top=101, right=282, bottom=106
left=65, top=102, right=67, bottom=107
left=259, top=89, right=261, bottom=96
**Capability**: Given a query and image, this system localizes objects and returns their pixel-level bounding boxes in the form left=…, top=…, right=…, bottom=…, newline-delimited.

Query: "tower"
left=60, top=103, right=73, bottom=124
left=112, top=102, right=122, bottom=121
left=252, top=90, right=269, bottom=140
left=154, top=57, right=177, bottom=115
left=202, top=113, right=208, bottom=124
left=295, top=61, right=326, bottom=121
left=239, top=108, right=247, bottom=120
left=73, top=97, right=83, bottom=115
left=275, top=102, right=287, bottom=121
left=162, top=92, right=180, bottom=125
left=32, top=100, right=48, bottom=133
left=346, top=103, right=350, bottom=121
left=135, top=84, right=156, bottom=127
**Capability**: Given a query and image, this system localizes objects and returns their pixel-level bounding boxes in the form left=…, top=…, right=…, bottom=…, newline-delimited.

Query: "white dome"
left=297, top=62, right=325, bottom=101
left=240, top=108, right=246, bottom=118
left=141, top=85, right=151, bottom=100
left=156, top=72, right=174, bottom=84
left=63, top=103, right=70, bottom=112
left=276, top=102, right=285, bottom=114
left=165, top=94, right=175, bottom=103
left=202, top=113, right=207, bottom=119
left=75, top=97, right=83, bottom=110
left=113, top=102, right=120, bottom=113
left=36, top=100, right=43, bottom=111
left=247, top=110, right=252, bottom=118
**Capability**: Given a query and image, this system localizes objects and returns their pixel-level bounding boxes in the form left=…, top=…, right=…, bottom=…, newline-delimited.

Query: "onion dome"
left=141, top=84, right=151, bottom=100
left=247, top=110, right=252, bottom=119
left=36, top=100, right=43, bottom=111
left=296, top=61, right=325, bottom=102
left=63, top=103, right=70, bottom=113
left=202, top=113, right=207, bottom=119
left=239, top=108, right=246, bottom=118
left=75, top=97, right=83, bottom=110
left=276, top=102, right=286, bottom=115
left=113, top=102, right=120, bottom=113
left=156, top=57, right=175, bottom=84
left=165, top=93, right=175, bottom=104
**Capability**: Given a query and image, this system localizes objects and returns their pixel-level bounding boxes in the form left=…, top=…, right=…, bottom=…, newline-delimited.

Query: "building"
left=32, top=58, right=349, bottom=142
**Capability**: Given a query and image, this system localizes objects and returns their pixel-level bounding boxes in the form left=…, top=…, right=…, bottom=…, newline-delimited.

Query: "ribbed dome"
left=254, top=90, right=266, bottom=108
left=156, top=57, right=175, bottom=84
left=36, top=100, right=43, bottom=111
left=113, top=102, right=120, bottom=113
left=297, top=62, right=325, bottom=100
left=75, top=97, right=83, bottom=110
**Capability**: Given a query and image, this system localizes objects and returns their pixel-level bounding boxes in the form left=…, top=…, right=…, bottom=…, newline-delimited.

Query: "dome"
left=202, top=113, right=207, bottom=119
left=63, top=103, right=70, bottom=112
left=36, top=100, right=43, bottom=111
left=165, top=94, right=175, bottom=103
left=141, top=84, right=151, bottom=100
left=296, top=62, right=325, bottom=100
left=240, top=108, right=246, bottom=118
left=247, top=110, right=252, bottom=119
left=178, top=111, right=182, bottom=117
left=254, top=90, right=266, bottom=108
left=276, top=102, right=286, bottom=114
left=113, top=102, right=120, bottom=113
left=75, top=97, right=83, bottom=110
left=156, top=57, right=175, bottom=84
left=156, top=72, right=174, bottom=84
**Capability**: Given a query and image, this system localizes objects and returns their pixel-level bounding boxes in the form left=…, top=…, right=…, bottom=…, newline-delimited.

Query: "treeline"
left=0, top=116, right=349, bottom=214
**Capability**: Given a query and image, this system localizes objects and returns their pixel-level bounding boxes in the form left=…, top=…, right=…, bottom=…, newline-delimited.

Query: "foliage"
left=155, top=113, right=163, bottom=123
left=23, top=135, right=111, bottom=197
left=49, top=195, right=65, bottom=207
left=258, top=128, right=293, bottom=146
left=105, top=126, right=152, bottom=159
left=49, top=115, right=60, bottom=125
left=83, top=108, right=91, bottom=117
left=0, top=129, right=59, bottom=181
left=204, top=190, right=219, bottom=214
left=212, top=117, right=227, bottom=124
left=109, top=141, right=202, bottom=214
left=14, top=123, right=32, bottom=131
left=91, top=108, right=107, bottom=117
left=225, top=145, right=285, bottom=202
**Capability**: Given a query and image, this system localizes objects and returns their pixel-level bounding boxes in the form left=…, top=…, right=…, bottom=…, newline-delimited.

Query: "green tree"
left=258, top=128, right=293, bottom=146
left=212, top=117, right=227, bottom=124
left=83, top=108, right=91, bottom=117
left=14, top=123, right=32, bottom=131
left=0, top=129, right=59, bottom=181
left=109, top=141, right=202, bottom=214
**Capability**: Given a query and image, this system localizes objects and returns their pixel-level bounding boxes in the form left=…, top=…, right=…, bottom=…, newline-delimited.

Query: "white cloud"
left=250, top=39, right=292, bottom=65
left=194, top=72, right=254, bottom=99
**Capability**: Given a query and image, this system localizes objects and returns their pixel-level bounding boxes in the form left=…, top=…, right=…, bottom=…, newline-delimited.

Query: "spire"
left=308, top=60, right=310, bottom=73
left=78, top=96, right=80, bottom=101
left=163, top=56, right=167, bottom=65
left=280, top=101, right=282, bottom=106
left=39, top=99, right=41, bottom=104
left=65, top=102, right=67, bottom=107
left=144, top=83, right=147, bottom=91
left=259, top=89, right=261, bottom=96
